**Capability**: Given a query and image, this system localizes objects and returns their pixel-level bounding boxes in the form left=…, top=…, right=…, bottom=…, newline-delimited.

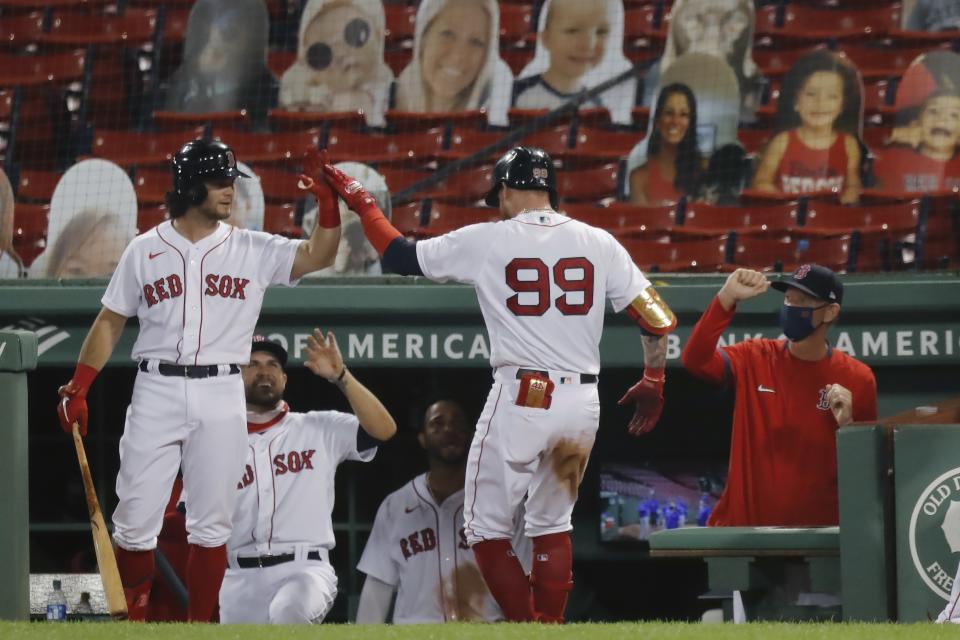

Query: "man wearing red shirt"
left=682, top=265, right=877, bottom=527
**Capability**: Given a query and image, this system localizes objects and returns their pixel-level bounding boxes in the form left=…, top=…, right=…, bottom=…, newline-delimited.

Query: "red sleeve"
left=681, top=296, right=736, bottom=386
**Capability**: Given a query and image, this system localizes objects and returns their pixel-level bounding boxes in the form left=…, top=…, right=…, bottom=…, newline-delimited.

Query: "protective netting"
left=1, top=0, right=959, bottom=278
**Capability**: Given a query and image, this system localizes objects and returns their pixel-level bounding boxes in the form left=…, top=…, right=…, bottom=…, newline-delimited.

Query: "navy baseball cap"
left=251, top=335, right=288, bottom=366
left=771, top=264, right=843, bottom=305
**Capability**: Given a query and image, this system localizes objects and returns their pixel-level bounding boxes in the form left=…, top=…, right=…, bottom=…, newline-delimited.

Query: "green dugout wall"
left=2, top=272, right=957, bottom=413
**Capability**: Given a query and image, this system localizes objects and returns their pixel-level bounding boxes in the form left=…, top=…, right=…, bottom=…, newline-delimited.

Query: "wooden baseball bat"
left=72, top=423, right=128, bottom=620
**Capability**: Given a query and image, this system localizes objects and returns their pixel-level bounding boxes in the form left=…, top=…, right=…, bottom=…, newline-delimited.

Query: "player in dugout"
left=218, top=332, right=396, bottom=624
left=356, top=399, right=530, bottom=623
left=682, top=265, right=878, bottom=527
left=312, top=145, right=676, bottom=623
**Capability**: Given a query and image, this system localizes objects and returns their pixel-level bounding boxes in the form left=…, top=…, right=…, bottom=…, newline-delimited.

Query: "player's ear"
left=417, top=431, right=427, bottom=450
left=823, top=303, right=840, bottom=323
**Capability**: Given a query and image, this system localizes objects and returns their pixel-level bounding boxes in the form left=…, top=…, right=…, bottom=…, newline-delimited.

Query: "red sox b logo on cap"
left=795, top=264, right=812, bottom=280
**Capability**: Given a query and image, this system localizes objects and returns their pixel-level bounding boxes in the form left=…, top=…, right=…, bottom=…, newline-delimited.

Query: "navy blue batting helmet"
left=484, top=146, right=558, bottom=209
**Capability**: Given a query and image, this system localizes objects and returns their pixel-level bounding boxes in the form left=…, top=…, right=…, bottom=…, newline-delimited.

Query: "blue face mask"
left=779, top=303, right=828, bottom=342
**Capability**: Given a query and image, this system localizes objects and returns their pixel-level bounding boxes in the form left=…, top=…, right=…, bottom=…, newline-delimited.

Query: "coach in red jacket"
left=682, top=264, right=877, bottom=527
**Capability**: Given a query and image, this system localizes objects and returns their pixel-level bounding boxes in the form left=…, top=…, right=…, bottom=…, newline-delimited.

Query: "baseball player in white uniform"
left=356, top=399, right=530, bottom=623
left=321, top=146, right=676, bottom=623
left=55, top=139, right=343, bottom=621
left=218, top=332, right=396, bottom=624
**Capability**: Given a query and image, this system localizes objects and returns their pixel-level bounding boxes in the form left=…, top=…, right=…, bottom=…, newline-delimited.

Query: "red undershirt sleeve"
left=681, top=296, right=737, bottom=386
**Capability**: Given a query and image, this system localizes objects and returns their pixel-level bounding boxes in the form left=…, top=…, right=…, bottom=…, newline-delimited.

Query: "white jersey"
left=102, top=220, right=301, bottom=365
left=228, top=407, right=376, bottom=557
left=358, top=473, right=530, bottom=623
left=416, top=209, right=650, bottom=374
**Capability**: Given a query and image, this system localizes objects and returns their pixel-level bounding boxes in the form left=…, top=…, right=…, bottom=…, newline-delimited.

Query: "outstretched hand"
left=618, top=372, right=665, bottom=437
left=298, top=147, right=339, bottom=228
left=322, top=163, right=378, bottom=216
left=303, top=328, right=345, bottom=381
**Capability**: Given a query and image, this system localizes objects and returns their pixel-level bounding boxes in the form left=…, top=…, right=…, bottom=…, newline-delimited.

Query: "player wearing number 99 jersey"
left=322, top=146, right=676, bottom=623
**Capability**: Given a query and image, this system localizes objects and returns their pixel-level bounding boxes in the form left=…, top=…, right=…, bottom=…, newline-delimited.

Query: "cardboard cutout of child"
left=752, top=49, right=865, bottom=204
left=874, top=51, right=960, bottom=193
left=513, top=0, right=636, bottom=125
left=279, top=0, right=394, bottom=127
left=0, top=168, right=23, bottom=278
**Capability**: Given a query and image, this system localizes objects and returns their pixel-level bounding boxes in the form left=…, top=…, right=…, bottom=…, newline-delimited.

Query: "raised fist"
left=618, top=371, right=666, bottom=437
left=827, top=383, right=853, bottom=426
left=718, top=268, right=770, bottom=308
left=57, top=381, right=89, bottom=437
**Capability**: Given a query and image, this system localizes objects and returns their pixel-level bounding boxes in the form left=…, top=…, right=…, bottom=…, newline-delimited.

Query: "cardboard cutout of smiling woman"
left=643, top=0, right=761, bottom=124
left=0, top=168, right=24, bottom=278
left=163, top=0, right=277, bottom=124
left=394, top=0, right=514, bottom=126
left=280, top=0, right=394, bottom=127
left=625, top=53, right=739, bottom=199
left=513, top=0, right=636, bottom=125
left=752, top=49, right=864, bottom=204
left=874, top=51, right=960, bottom=193
left=29, top=159, right=137, bottom=279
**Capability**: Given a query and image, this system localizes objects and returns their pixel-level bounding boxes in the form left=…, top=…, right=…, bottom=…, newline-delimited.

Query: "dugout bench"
left=650, top=397, right=960, bottom=623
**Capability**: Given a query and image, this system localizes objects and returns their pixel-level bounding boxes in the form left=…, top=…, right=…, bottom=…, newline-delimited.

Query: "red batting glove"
left=322, top=163, right=378, bottom=217
left=57, top=363, right=98, bottom=437
left=298, top=147, right=340, bottom=229
left=618, top=369, right=665, bottom=437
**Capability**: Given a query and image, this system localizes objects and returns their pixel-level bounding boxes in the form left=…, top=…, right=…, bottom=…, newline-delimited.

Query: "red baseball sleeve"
left=681, top=296, right=736, bottom=385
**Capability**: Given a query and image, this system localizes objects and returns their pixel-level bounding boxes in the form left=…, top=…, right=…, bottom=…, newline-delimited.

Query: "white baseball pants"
left=112, top=369, right=247, bottom=550
left=463, top=367, right=600, bottom=545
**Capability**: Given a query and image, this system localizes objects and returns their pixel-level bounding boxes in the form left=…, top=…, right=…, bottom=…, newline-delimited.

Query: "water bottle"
left=74, top=591, right=94, bottom=618
left=46, top=579, right=67, bottom=621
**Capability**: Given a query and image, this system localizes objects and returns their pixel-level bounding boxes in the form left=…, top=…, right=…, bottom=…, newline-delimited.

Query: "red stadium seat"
left=564, top=202, right=676, bottom=239
left=499, top=46, right=535, bottom=76
left=678, top=202, right=800, bottom=237
left=758, top=4, right=902, bottom=40
left=840, top=44, right=939, bottom=80
left=752, top=45, right=817, bottom=79
left=385, top=110, right=487, bottom=132
left=803, top=201, right=921, bottom=270
left=520, top=125, right=574, bottom=157
left=383, top=48, right=413, bottom=77
left=263, top=203, right=299, bottom=235
left=384, top=4, right=416, bottom=45
left=325, top=129, right=445, bottom=165
left=133, top=168, right=172, bottom=205
left=379, top=168, right=433, bottom=195
left=444, top=128, right=503, bottom=161
left=15, top=169, right=60, bottom=202
left=251, top=167, right=303, bottom=204
left=0, top=12, right=45, bottom=50
left=920, top=202, right=960, bottom=268
left=267, top=50, right=297, bottom=79
left=136, top=205, right=169, bottom=234
left=390, top=201, right=425, bottom=237
left=0, top=0, right=111, bottom=11
left=619, top=236, right=728, bottom=272
left=39, top=9, right=158, bottom=48
left=556, top=164, right=619, bottom=203
left=214, top=129, right=321, bottom=166
left=152, top=110, right=252, bottom=131
left=90, top=127, right=205, bottom=167
left=732, top=234, right=854, bottom=273
left=500, top=3, right=534, bottom=40
left=420, top=202, right=497, bottom=237
left=571, top=127, right=639, bottom=161
left=267, top=109, right=366, bottom=132
left=623, top=6, right=667, bottom=43
left=428, top=165, right=495, bottom=203
left=0, top=49, right=87, bottom=88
